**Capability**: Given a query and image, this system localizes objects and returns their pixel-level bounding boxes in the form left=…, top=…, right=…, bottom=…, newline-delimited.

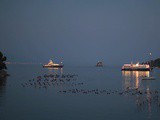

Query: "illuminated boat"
left=96, top=61, right=103, bottom=67
left=43, top=60, right=63, bottom=68
left=121, top=62, right=150, bottom=71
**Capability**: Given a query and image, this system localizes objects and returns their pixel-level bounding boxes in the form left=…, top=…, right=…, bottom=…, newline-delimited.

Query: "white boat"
left=43, top=60, right=63, bottom=68
left=142, top=76, right=155, bottom=80
left=121, top=62, right=150, bottom=71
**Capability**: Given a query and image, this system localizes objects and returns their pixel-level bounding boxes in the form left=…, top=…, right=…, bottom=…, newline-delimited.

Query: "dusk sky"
left=0, top=0, right=160, bottom=66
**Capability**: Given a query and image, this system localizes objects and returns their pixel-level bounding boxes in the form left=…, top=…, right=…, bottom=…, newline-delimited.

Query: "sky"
left=0, top=0, right=160, bottom=66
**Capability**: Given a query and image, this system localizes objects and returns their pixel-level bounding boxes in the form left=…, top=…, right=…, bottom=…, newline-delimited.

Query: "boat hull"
left=43, top=65, right=64, bottom=68
left=121, top=68, right=150, bottom=71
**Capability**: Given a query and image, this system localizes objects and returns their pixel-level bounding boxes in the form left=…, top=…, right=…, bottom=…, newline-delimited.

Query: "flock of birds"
left=21, top=73, right=160, bottom=110
left=21, top=74, right=82, bottom=88
left=59, top=87, right=160, bottom=108
left=58, top=87, right=159, bottom=96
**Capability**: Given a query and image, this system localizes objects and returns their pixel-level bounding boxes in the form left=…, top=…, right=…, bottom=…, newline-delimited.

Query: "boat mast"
left=149, top=52, right=152, bottom=71
left=60, top=58, right=63, bottom=65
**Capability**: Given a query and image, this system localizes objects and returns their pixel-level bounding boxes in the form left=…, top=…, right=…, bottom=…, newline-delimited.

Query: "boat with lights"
left=43, top=60, right=63, bottom=68
left=121, top=62, right=150, bottom=71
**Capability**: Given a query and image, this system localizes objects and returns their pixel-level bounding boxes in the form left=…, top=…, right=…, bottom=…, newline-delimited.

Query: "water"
left=0, top=65, right=160, bottom=120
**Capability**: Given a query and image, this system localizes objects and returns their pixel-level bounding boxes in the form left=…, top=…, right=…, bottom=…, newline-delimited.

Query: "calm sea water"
left=0, top=64, right=160, bottom=120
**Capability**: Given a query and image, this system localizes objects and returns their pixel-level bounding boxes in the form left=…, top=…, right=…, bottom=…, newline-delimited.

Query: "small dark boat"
left=96, top=61, right=103, bottom=67
left=142, top=76, right=155, bottom=80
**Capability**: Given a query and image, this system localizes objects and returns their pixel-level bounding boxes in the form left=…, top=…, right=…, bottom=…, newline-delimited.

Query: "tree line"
left=142, top=58, right=160, bottom=68
left=0, top=51, right=7, bottom=70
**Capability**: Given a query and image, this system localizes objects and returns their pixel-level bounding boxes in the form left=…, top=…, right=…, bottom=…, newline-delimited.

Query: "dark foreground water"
left=0, top=65, right=160, bottom=120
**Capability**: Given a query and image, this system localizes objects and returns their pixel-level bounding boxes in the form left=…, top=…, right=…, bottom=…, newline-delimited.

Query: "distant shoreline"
left=5, top=62, right=42, bottom=65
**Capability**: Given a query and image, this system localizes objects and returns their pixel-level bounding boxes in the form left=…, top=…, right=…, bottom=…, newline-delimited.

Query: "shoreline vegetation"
left=142, top=58, right=160, bottom=68
left=0, top=51, right=9, bottom=78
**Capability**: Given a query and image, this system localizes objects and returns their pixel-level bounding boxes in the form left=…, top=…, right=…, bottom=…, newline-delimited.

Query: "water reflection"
left=21, top=67, right=80, bottom=91
left=47, top=68, right=63, bottom=77
left=122, top=71, right=149, bottom=90
left=0, top=76, right=7, bottom=87
left=0, top=72, right=8, bottom=108
left=122, top=71, right=160, bottom=116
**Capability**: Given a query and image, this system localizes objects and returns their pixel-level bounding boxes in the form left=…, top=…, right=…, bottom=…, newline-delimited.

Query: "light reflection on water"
left=122, top=70, right=160, bottom=118
left=47, top=68, right=63, bottom=75
left=0, top=74, right=7, bottom=115
left=122, top=71, right=150, bottom=90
